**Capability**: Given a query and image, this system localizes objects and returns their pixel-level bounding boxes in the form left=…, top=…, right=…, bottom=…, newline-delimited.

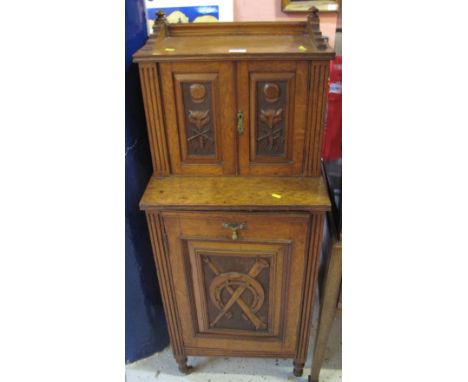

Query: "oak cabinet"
left=134, top=8, right=334, bottom=377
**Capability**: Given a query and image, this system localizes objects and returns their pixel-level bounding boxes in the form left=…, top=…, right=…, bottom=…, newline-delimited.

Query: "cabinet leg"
left=176, top=356, right=193, bottom=374
left=293, top=360, right=304, bottom=376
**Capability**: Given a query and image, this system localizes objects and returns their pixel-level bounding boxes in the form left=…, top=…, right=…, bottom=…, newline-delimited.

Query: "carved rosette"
left=189, top=83, right=207, bottom=103
left=182, top=82, right=215, bottom=156
left=256, top=81, right=287, bottom=156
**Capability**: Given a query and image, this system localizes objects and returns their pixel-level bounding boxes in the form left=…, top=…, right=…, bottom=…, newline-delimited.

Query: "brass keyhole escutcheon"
left=237, top=111, right=244, bottom=135
left=222, top=222, right=246, bottom=240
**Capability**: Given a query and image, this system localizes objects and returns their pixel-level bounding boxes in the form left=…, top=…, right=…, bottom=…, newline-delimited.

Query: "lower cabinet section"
left=145, top=210, right=325, bottom=376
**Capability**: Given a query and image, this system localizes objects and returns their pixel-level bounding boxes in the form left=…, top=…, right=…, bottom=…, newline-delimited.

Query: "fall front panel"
left=161, top=211, right=311, bottom=356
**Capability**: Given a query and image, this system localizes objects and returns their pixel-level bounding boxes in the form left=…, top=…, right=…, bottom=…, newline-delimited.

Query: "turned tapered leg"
left=176, top=356, right=193, bottom=374
left=293, top=360, right=305, bottom=376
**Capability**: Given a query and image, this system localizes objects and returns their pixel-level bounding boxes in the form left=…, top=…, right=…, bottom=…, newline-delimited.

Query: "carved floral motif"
left=187, top=110, right=212, bottom=150
left=182, top=81, right=215, bottom=156
left=256, top=80, right=287, bottom=156
left=258, top=108, right=284, bottom=151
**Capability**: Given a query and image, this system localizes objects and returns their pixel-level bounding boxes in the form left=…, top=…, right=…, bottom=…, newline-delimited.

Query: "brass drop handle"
left=222, top=222, right=246, bottom=240
left=237, top=111, right=244, bottom=135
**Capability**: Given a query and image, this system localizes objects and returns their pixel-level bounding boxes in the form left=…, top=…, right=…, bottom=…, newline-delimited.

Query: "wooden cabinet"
left=134, top=8, right=334, bottom=377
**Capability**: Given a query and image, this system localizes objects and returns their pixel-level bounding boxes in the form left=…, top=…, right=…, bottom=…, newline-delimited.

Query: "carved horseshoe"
left=209, top=272, right=265, bottom=313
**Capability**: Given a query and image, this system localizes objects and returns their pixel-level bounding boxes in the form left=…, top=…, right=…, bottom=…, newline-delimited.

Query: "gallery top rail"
left=133, top=8, right=335, bottom=62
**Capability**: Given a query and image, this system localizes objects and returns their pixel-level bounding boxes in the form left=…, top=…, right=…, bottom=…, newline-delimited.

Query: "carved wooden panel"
left=160, top=211, right=313, bottom=358
left=159, top=62, right=237, bottom=175
left=174, top=74, right=218, bottom=161
left=181, top=82, right=215, bottom=156
left=237, top=61, right=309, bottom=176
left=251, top=74, right=294, bottom=162
left=185, top=240, right=290, bottom=338
left=200, top=252, right=272, bottom=332
left=256, top=81, right=287, bottom=156
left=204, top=255, right=270, bottom=331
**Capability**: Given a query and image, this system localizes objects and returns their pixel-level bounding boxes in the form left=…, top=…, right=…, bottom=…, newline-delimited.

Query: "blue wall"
left=125, top=0, right=169, bottom=363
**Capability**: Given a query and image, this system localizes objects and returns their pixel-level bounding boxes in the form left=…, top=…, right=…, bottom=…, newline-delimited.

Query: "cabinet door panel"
left=162, top=211, right=311, bottom=356
left=238, top=61, right=309, bottom=176
left=160, top=62, right=237, bottom=175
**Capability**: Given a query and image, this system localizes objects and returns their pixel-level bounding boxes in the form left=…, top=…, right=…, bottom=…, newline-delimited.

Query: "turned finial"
left=156, top=10, right=167, bottom=22
left=152, top=9, right=169, bottom=37
left=306, top=6, right=328, bottom=50
left=307, top=6, right=320, bottom=26
left=309, top=6, right=319, bottom=18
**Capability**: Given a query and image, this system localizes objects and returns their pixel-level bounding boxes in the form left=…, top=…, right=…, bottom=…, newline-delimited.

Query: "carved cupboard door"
left=237, top=61, right=309, bottom=176
left=160, top=211, right=312, bottom=357
left=160, top=62, right=237, bottom=175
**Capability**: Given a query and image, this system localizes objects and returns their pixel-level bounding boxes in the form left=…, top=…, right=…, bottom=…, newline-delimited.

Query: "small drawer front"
left=161, top=211, right=312, bottom=356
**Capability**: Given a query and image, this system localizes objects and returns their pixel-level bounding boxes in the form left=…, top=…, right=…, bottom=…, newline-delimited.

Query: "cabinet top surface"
left=134, top=18, right=335, bottom=62
left=140, top=176, right=331, bottom=211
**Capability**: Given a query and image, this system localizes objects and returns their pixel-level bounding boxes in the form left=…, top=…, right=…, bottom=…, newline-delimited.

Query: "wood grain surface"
left=134, top=22, right=334, bottom=62
left=138, top=63, right=170, bottom=175
left=135, top=12, right=334, bottom=376
left=160, top=211, right=311, bottom=357
left=140, top=176, right=331, bottom=211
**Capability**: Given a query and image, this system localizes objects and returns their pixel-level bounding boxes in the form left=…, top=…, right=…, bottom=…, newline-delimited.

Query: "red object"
left=322, top=56, right=342, bottom=160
